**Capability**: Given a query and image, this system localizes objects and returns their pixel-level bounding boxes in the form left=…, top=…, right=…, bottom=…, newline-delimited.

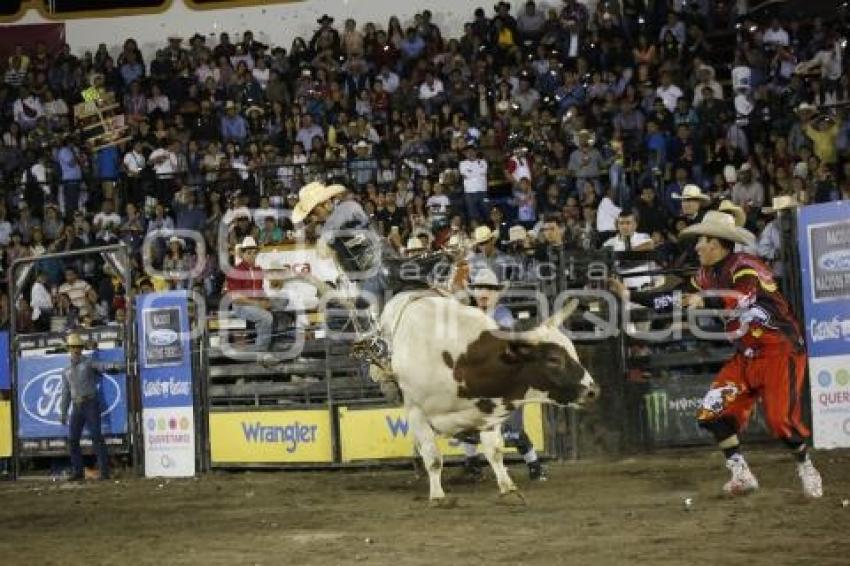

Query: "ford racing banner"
left=136, top=291, right=196, bottom=477
left=798, top=201, right=850, bottom=448
left=16, top=349, right=128, bottom=440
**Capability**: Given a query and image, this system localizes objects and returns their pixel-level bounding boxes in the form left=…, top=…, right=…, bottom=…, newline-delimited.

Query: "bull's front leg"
left=408, top=405, right=446, bottom=502
left=480, top=428, right=520, bottom=498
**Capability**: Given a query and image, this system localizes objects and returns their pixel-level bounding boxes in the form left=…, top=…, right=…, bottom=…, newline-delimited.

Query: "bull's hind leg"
left=408, top=406, right=446, bottom=501
left=480, top=428, right=521, bottom=499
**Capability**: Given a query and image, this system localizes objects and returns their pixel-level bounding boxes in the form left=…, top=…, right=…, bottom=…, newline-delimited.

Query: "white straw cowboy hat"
left=66, top=333, right=85, bottom=348
left=762, top=195, right=800, bottom=215
left=508, top=225, right=528, bottom=243
left=406, top=237, right=426, bottom=251
left=679, top=210, right=755, bottom=246
left=469, top=269, right=505, bottom=290
left=291, top=182, right=346, bottom=224
left=238, top=236, right=259, bottom=250
left=672, top=184, right=711, bottom=202
left=168, top=235, right=185, bottom=248
left=473, top=225, right=497, bottom=245
left=717, top=199, right=746, bottom=227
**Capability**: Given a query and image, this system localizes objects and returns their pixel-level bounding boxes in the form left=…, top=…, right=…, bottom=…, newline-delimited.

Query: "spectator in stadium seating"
left=58, top=266, right=95, bottom=311
left=458, top=144, right=489, bottom=222
left=225, top=236, right=272, bottom=356
left=30, top=270, right=53, bottom=332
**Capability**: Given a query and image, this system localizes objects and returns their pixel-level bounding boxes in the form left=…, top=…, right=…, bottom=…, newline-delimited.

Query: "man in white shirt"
left=295, top=114, right=324, bottom=153
left=656, top=72, right=683, bottom=112
left=458, top=145, right=488, bottom=222
left=149, top=140, right=180, bottom=206
left=93, top=199, right=122, bottom=240
left=31, top=270, right=53, bottom=332
left=58, top=267, right=95, bottom=310
left=12, top=87, right=44, bottom=131
left=603, top=210, right=655, bottom=290
left=418, top=71, right=445, bottom=113
left=377, top=65, right=399, bottom=94
left=762, top=18, right=790, bottom=48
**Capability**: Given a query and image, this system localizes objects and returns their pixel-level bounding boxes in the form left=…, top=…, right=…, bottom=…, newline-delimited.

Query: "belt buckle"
left=743, top=347, right=757, bottom=359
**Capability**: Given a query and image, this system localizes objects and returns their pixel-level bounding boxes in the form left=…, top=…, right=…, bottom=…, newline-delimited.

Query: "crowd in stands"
left=0, top=1, right=849, bottom=334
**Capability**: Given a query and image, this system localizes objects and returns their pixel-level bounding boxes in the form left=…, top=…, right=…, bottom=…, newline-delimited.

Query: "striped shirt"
left=58, top=279, right=93, bottom=309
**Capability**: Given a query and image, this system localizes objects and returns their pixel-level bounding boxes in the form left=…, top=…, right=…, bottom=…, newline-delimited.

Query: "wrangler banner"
left=338, top=404, right=545, bottom=463
left=0, top=400, right=11, bottom=458
left=209, top=409, right=333, bottom=465
left=799, top=202, right=850, bottom=448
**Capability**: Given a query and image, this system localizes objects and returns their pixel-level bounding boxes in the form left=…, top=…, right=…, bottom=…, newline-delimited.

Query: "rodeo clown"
left=458, top=268, right=547, bottom=482
left=611, top=211, right=822, bottom=498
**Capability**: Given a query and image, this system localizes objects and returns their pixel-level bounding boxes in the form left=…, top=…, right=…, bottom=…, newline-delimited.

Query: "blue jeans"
left=464, top=192, right=489, bottom=222
left=62, top=181, right=81, bottom=215
left=68, top=397, right=109, bottom=479
left=232, top=304, right=273, bottom=351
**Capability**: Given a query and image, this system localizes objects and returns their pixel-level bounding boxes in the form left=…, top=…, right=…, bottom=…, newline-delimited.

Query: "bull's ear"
left=503, top=341, right=534, bottom=363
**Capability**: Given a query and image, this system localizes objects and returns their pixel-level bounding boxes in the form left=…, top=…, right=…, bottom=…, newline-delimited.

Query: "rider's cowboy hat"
left=168, top=236, right=185, bottom=248
left=717, top=199, right=746, bottom=227
left=66, top=333, right=85, bottom=348
left=473, top=225, right=497, bottom=245
left=291, top=182, right=346, bottom=224
left=672, top=184, right=711, bottom=202
left=679, top=210, right=755, bottom=246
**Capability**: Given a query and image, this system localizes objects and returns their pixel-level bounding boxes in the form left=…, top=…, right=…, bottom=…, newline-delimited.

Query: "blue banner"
left=137, top=291, right=194, bottom=409
left=798, top=202, right=850, bottom=448
left=0, top=331, right=9, bottom=390
left=798, top=203, right=850, bottom=358
left=16, top=348, right=128, bottom=439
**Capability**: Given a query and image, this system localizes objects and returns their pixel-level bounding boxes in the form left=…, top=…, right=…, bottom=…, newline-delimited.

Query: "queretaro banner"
left=136, top=290, right=196, bottom=477
left=798, top=201, right=850, bottom=448
left=16, top=349, right=128, bottom=439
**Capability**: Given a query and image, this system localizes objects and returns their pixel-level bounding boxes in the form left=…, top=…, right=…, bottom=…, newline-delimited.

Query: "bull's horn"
left=542, top=299, right=578, bottom=330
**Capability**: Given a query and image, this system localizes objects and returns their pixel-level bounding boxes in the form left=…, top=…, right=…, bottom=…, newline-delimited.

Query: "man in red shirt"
left=615, top=211, right=823, bottom=498
left=225, top=236, right=273, bottom=356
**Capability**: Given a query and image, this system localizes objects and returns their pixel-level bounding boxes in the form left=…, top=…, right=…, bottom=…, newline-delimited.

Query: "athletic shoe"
left=797, top=458, right=823, bottom=498
left=723, top=456, right=759, bottom=495
left=528, top=461, right=547, bottom=482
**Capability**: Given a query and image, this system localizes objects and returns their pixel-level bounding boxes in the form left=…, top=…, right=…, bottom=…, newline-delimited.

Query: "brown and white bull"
left=380, top=292, right=599, bottom=502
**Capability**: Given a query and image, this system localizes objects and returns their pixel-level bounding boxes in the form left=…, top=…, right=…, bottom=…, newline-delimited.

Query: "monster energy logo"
left=644, top=390, right=669, bottom=436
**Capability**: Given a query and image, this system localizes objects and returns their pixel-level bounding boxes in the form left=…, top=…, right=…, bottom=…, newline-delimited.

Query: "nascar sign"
left=337, top=405, right=544, bottom=463
left=137, top=291, right=196, bottom=477
left=15, top=349, right=128, bottom=440
left=799, top=202, right=850, bottom=448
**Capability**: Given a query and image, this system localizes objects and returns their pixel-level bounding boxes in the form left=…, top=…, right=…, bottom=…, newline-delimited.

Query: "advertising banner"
left=137, top=291, right=196, bottom=477
left=338, top=405, right=544, bottom=463
left=642, top=377, right=769, bottom=447
left=16, top=349, right=128, bottom=440
left=799, top=202, right=850, bottom=448
left=0, top=331, right=9, bottom=390
left=209, top=410, right=333, bottom=464
left=0, top=400, right=11, bottom=458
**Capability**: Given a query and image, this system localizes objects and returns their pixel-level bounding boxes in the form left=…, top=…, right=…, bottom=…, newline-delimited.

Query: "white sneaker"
left=723, top=456, right=759, bottom=495
left=797, top=459, right=823, bottom=499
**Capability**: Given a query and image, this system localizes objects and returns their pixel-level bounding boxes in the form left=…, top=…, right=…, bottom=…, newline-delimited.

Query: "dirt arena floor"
left=1, top=448, right=847, bottom=566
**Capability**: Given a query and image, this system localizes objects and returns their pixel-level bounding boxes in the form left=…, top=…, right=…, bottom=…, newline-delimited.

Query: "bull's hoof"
left=429, top=496, right=458, bottom=509
left=498, top=490, right=527, bottom=506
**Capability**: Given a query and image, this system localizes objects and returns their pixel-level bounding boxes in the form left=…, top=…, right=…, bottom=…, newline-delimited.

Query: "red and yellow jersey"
left=690, top=253, right=803, bottom=352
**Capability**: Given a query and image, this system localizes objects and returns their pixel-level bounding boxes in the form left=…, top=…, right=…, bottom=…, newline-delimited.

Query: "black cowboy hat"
left=317, top=14, right=334, bottom=24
